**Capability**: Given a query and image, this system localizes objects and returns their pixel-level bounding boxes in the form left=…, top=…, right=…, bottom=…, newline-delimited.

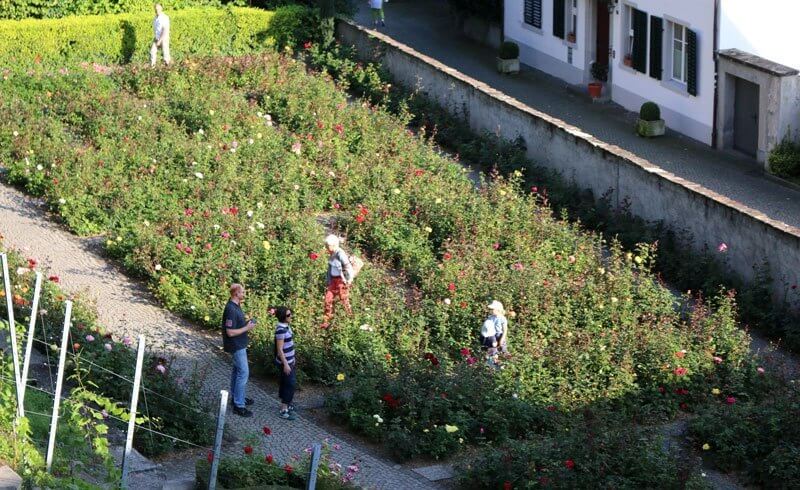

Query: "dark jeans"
left=277, top=363, right=296, bottom=405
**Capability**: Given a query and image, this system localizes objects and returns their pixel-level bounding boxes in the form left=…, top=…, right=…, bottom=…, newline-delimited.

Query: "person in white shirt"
left=368, top=0, right=386, bottom=28
left=150, top=3, right=171, bottom=67
left=480, top=300, right=509, bottom=360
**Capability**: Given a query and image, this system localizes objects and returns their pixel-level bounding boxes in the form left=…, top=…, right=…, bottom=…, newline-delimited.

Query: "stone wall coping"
left=718, top=49, right=799, bottom=77
left=341, top=20, right=800, bottom=242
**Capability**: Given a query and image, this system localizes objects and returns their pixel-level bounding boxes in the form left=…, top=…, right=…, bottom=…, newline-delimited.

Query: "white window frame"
left=569, top=0, right=578, bottom=39
left=625, top=5, right=635, bottom=56
left=671, top=22, right=688, bottom=84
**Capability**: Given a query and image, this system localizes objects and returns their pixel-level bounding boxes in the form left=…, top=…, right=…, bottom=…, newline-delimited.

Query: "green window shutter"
left=553, top=0, right=566, bottom=39
left=649, top=16, right=663, bottom=80
left=687, top=28, right=698, bottom=95
left=632, top=8, right=648, bottom=74
left=525, top=0, right=542, bottom=29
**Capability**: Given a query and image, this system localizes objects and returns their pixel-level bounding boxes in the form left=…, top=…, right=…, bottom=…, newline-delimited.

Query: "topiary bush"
left=498, top=41, right=519, bottom=60
left=639, top=101, right=661, bottom=121
left=0, top=7, right=276, bottom=69
left=768, top=138, right=800, bottom=179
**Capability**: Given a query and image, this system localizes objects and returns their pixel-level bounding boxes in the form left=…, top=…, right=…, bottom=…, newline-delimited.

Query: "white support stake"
left=46, top=300, right=72, bottom=473
left=20, top=272, right=43, bottom=412
left=1, top=253, right=24, bottom=419
left=208, top=389, right=228, bottom=490
left=121, top=335, right=146, bottom=488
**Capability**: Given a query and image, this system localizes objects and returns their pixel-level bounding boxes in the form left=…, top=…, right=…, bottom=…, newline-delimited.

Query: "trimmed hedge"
left=0, top=0, right=244, bottom=21
left=0, top=7, right=275, bottom=68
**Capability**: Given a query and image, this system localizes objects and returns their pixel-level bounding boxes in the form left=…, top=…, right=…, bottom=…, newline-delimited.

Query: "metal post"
left=20, top=272, right=43, bottom=412
left=1, top=254, right=24, bottom=419
left=46, top=300, right=72, bottom=473
left=121, top=335, right=146, bottom=488
left=306, top=443, right=322, bottom=490
left=208, top=389, right=228, bottom=490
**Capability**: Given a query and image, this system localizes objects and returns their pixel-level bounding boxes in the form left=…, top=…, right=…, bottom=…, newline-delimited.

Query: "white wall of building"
left=720, top=0, right=800, bottom=71
left=610, top=0, right=715, bottom=144
left=505, top=0, right=590, bottom=86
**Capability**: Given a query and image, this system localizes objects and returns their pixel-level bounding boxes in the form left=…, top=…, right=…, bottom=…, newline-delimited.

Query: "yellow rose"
left=444, top=424, right=458, bottom=433
left=336, top=373, right=345, bottom=382
left=435, top=198, right=442, bottom=204
left=499, top=190, right=507, bottom=196
left=209, top=109, right=215, bottom=115
left=634, top=256, right=643, bottom=264
left=702, top=443, right=710, bottom=451
left=204, top=315, right=210, bottom=322
left=106, top=240, right=113, bottom=246
left=424, top=226, right=432, bottom=233
left=262, top=241, right=271, bottom=250
left=392, top=188, right=401, bottom=195
left=711, top=388, right=720, bottom=395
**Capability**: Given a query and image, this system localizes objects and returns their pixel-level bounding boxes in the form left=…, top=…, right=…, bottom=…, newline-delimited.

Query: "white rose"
left=154, top=264, right=162, bottom=271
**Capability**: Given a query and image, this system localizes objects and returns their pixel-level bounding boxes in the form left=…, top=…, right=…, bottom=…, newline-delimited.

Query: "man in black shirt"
left=222, top=283, right=256, bottom=417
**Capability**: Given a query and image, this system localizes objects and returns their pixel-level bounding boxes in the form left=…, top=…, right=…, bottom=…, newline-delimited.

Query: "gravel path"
left=0, top=182, right=438, bottom=490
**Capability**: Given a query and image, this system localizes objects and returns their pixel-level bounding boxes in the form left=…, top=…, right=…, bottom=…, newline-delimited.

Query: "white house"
left=504, top=0, right=800, bottom=165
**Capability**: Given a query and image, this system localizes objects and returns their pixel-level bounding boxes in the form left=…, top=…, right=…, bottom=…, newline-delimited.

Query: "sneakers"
left=233, top=406, right=253, bottom=418
left=279, top=409, right=296, bottom=420
left=245, top=397, right=255, bottom=406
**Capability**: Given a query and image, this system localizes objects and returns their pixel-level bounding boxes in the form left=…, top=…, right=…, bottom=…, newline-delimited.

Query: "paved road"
left=0, top=184, right=438, bottom=490
left=353, top=0, right=800, bottom=229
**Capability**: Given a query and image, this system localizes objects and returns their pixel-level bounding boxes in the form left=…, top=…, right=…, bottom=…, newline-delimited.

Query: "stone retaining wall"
left=336, top=19, right=800, bottom=306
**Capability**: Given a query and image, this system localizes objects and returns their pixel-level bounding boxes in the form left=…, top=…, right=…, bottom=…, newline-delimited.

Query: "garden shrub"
left=768, top=137, right=800, bottom=179
left=0, top=0, right=245, bottom=20
left=498, top=41, right=519, bottom=60
left=639, top=101, right=661, bottom=121
left=0, top=7, right=276, bottom=69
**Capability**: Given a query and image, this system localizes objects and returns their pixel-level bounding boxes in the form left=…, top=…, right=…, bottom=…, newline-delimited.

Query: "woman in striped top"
left=274, top=306, right=297, bottom=420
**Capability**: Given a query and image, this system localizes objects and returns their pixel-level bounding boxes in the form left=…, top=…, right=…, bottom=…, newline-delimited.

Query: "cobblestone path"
left=0, top=182, right=438, bottom=489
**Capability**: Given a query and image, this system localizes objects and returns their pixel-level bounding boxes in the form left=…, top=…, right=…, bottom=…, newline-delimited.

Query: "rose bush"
left=0, top=48, right=794, bottom=485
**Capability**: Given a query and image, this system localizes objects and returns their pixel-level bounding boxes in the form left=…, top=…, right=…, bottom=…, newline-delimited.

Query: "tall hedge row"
left=0, top=7, right=276, bottom=68
left=0, top=0, right=245, bottom=20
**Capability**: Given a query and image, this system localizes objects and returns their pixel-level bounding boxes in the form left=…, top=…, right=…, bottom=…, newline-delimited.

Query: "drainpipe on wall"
left=711, top=0, right=721, bottom=149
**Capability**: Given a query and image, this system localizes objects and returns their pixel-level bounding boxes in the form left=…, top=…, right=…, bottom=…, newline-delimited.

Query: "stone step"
left=0, top=466, right=22, bottom=490
left=161, top=478, right=196, bottom=490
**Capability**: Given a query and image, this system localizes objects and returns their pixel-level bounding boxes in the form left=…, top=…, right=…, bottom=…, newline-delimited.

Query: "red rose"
left=460, top=301, right=467, bottom=308
left=725, top=396, right=736, bottom=405
left=27, top=258, right=37, bottom=269
left=263, top=426, right=272, bottom=436
left=565, top=459, right=575, bottom=470
left=679, top=402, right=689, bottom=410
left=48, top=275, right=60, bottom=283
left=355, top=215, right=365, bottom=223
left=73, top=343, right=81, bottom=351
left=443, top=252, right=452, bottom=261
left=531, top=186, right=538, bottom=193
left=658, top=386, right=666, bottom=394
left=675, top=351, right=685, bottom=359
left=447, top=282, right=456, bottom=292
left=207, top=451, right=214, bottom=463
left=244, top=445, right=253, bottom=455
left=309, top=252, right=319, bottom=260
left=492, top=242, right=501, bottom=250
left=284, top=464, right=294, bottom=474
left=414, top=169, right=425, bottom=176
left=359, top=207, right=369, bottom=216
left=546, top=405, right=556, bottom=412
left=303, top=41, right=312, bottom=50
left=503, top=482, right=512, bottom=490
left=266, top=454, right=274, bottom=464
left=334, top=123, right=344, bottom=135
left=460, top=348, right=471, bottom=357
left=673, top=367, right=687, bottom=376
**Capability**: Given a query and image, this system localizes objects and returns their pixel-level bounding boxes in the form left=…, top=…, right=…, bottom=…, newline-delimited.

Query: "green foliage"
left=768, top=137, right=800, bottom=179
left=590, top=62, right=608, bottom=82
left=0, top=7, right=275, bottom=69
left=195, top=439, right=355, bottom=488
left=264, top=5, right=319, bottom=50
left=498, top=41, right=519, bottom=60
left=0, top=0, right=245, bottom=20
left=688, top=381, right=800, bottom=484
left=460, top=415, right=712, bottom=489
left=639, top=101, right=661, bottom=121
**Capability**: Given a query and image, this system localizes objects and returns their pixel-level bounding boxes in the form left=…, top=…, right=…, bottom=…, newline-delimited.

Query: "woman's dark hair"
left=274, top=306, right=291, bottom=323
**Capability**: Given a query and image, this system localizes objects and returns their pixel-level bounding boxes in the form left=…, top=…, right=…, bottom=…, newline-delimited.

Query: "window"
left=626, top=6, right=634, bottom=56
left=671, top=22, right=689, bottom=83
left=569, top=0, right=578, bottom=40
left=524, top=0, right=542, bottom=29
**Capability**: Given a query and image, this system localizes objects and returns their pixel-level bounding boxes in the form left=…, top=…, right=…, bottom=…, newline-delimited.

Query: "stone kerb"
left=335, top=19, right=800, bottom=306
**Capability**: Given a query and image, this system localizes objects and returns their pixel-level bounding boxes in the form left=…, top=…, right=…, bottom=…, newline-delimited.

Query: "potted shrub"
left=635, top=101, right=666, bottom=137
left=589, top=62, right=608, bottom=99
left=497, top=41, right=520, bottom=74
left=623, top=54, right=633, bottom=67
left=567, top=32, right=576, bottom=43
